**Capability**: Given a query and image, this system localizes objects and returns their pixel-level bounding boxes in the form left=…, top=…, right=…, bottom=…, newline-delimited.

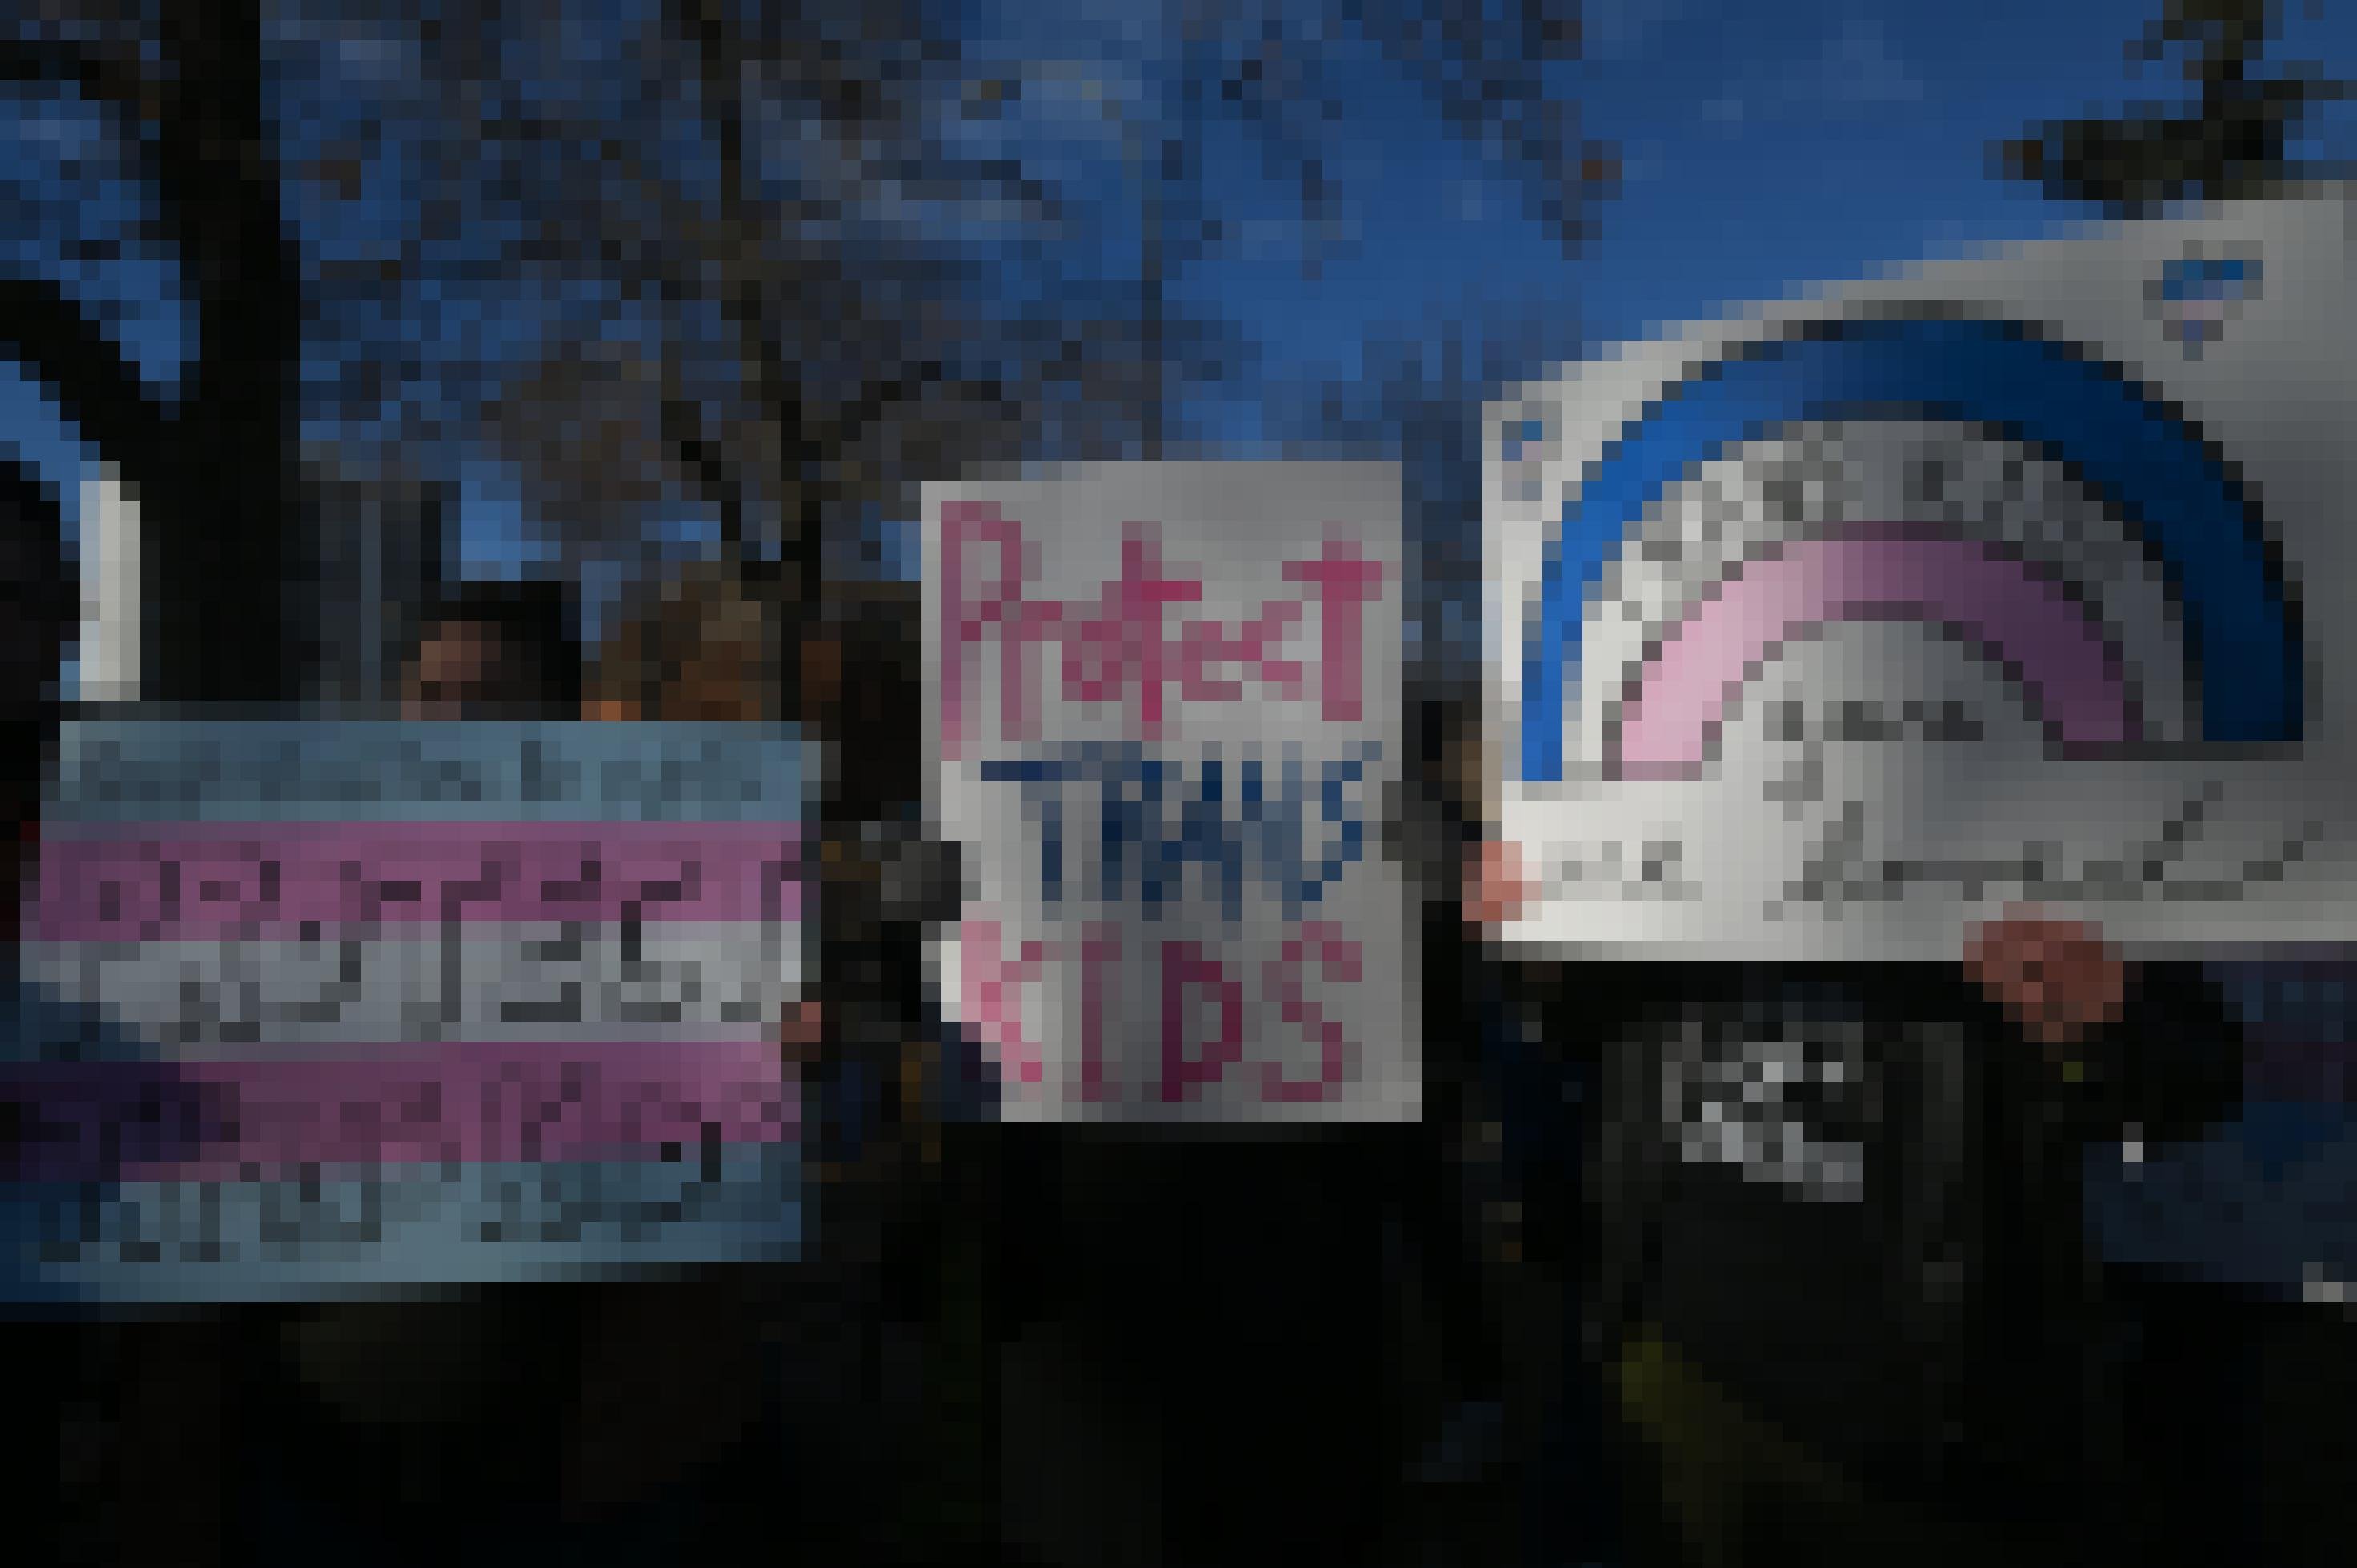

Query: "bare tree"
left=2, top=0, right=303, bottom=703
left=1996, top=0, right=2349, bottom=213
left=4, top=2, right=1615, bottom=695
left=398, top=0, right=1166, bottom=608
left=427, top=0, right=1614, bottom=602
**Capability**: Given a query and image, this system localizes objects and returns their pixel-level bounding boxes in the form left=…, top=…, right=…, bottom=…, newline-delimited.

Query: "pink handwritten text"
left=940, top=501, right=1384, bottom=760
left=959, top=913, right=1360, bottom=1106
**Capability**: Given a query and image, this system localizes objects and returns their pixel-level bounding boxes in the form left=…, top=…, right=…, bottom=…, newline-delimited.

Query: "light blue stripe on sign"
left=0, top=1144, right=800, bottom=1304
left=50, top=720, right=815, bottom=824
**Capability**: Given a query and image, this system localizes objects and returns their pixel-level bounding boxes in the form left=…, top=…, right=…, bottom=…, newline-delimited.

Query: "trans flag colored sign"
left=926, top=462, right=1416, bottom=1122
left=2, top=721, right=811, bottom=1304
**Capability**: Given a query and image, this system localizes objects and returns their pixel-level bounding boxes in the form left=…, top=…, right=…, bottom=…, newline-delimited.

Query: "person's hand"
left=780, top=998, right=824, bottom=1068
left=1464, top=837, right=1533, bottom=929
left=1964, top=910, right=2125, bottom=1047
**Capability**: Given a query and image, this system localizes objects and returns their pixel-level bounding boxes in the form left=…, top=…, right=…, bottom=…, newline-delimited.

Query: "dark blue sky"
left=1192, top=0, right=2355, bottom=376
left=1568, top=0, right=2355, bottom=342
left=6, top=0, right=2353, bottom=591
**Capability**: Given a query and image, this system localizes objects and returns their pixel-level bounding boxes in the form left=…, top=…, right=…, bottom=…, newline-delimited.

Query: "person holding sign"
left=2, top=467, right=262, bottom=1564
left=1469, top=841, right=2254, bottom=1566
left=588, top=562, right=985, bottom=1563
left=265, top=582, right=605, bottom=1556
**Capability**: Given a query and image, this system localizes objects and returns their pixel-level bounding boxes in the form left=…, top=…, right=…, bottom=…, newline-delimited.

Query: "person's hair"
left=410, top=578, right=582, bottom=715
left=586, top=560, right=790, bottom=723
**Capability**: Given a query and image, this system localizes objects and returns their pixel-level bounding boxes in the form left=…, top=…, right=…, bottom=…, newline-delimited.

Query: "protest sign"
left=926, top=462, right=1415, bottom=1121
left=2, top=720, right=812, bottom=1303
left=1488, top=192, right=2357, bottom=960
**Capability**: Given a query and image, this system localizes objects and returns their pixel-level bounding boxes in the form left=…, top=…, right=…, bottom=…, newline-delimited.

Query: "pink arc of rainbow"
left=1611, top=524, right=2142, bottom=780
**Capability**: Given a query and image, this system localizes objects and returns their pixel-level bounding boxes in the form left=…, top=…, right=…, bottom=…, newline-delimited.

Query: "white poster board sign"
left=1489, top=192, right=2357, bottom=960
left=926, top=462, right=1415, bottom=1121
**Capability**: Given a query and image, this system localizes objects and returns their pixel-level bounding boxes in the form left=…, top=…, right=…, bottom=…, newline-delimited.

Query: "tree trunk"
left=144, top=0, right=303, bottom=706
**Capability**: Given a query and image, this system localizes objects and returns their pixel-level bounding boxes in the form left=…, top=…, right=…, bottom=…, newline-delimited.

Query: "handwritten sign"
left=926, top=462, right=1415, bottom=1121
left=1489, top=194, right=2357, bottom=959
left=2, top=721, right=812, bottom=1304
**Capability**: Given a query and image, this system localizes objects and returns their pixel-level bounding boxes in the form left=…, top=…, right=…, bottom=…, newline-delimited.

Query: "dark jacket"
left=1581, top=961, right=2245, bottom=1516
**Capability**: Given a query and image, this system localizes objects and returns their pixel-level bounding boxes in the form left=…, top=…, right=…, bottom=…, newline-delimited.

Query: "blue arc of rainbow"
left=1520, top=315, right=2302, bottom=784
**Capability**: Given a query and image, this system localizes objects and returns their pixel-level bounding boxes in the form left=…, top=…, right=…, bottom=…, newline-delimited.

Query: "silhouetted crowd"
left=7, top=488, right=2357, bottom=1566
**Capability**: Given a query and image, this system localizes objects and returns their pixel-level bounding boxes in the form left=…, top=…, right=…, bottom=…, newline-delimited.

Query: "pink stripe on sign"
left=2, top=1040, right=797, bottom=1183
left=30, top=820, right=805, bottom=942
left=1614, top=525, right=2138, bottom=779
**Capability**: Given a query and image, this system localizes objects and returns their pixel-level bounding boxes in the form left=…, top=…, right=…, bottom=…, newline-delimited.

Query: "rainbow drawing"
left=1519, top=312, right=2303, bottom=787
left=1489, top=195, right=2357, bottom=958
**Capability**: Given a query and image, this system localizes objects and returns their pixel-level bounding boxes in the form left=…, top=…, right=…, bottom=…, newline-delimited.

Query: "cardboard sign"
left=2, top=721, right=812, bottom=1304
left=1489, top=193, right=2357, bottom=959
left=926, top=462, right=1416, bottom=1121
